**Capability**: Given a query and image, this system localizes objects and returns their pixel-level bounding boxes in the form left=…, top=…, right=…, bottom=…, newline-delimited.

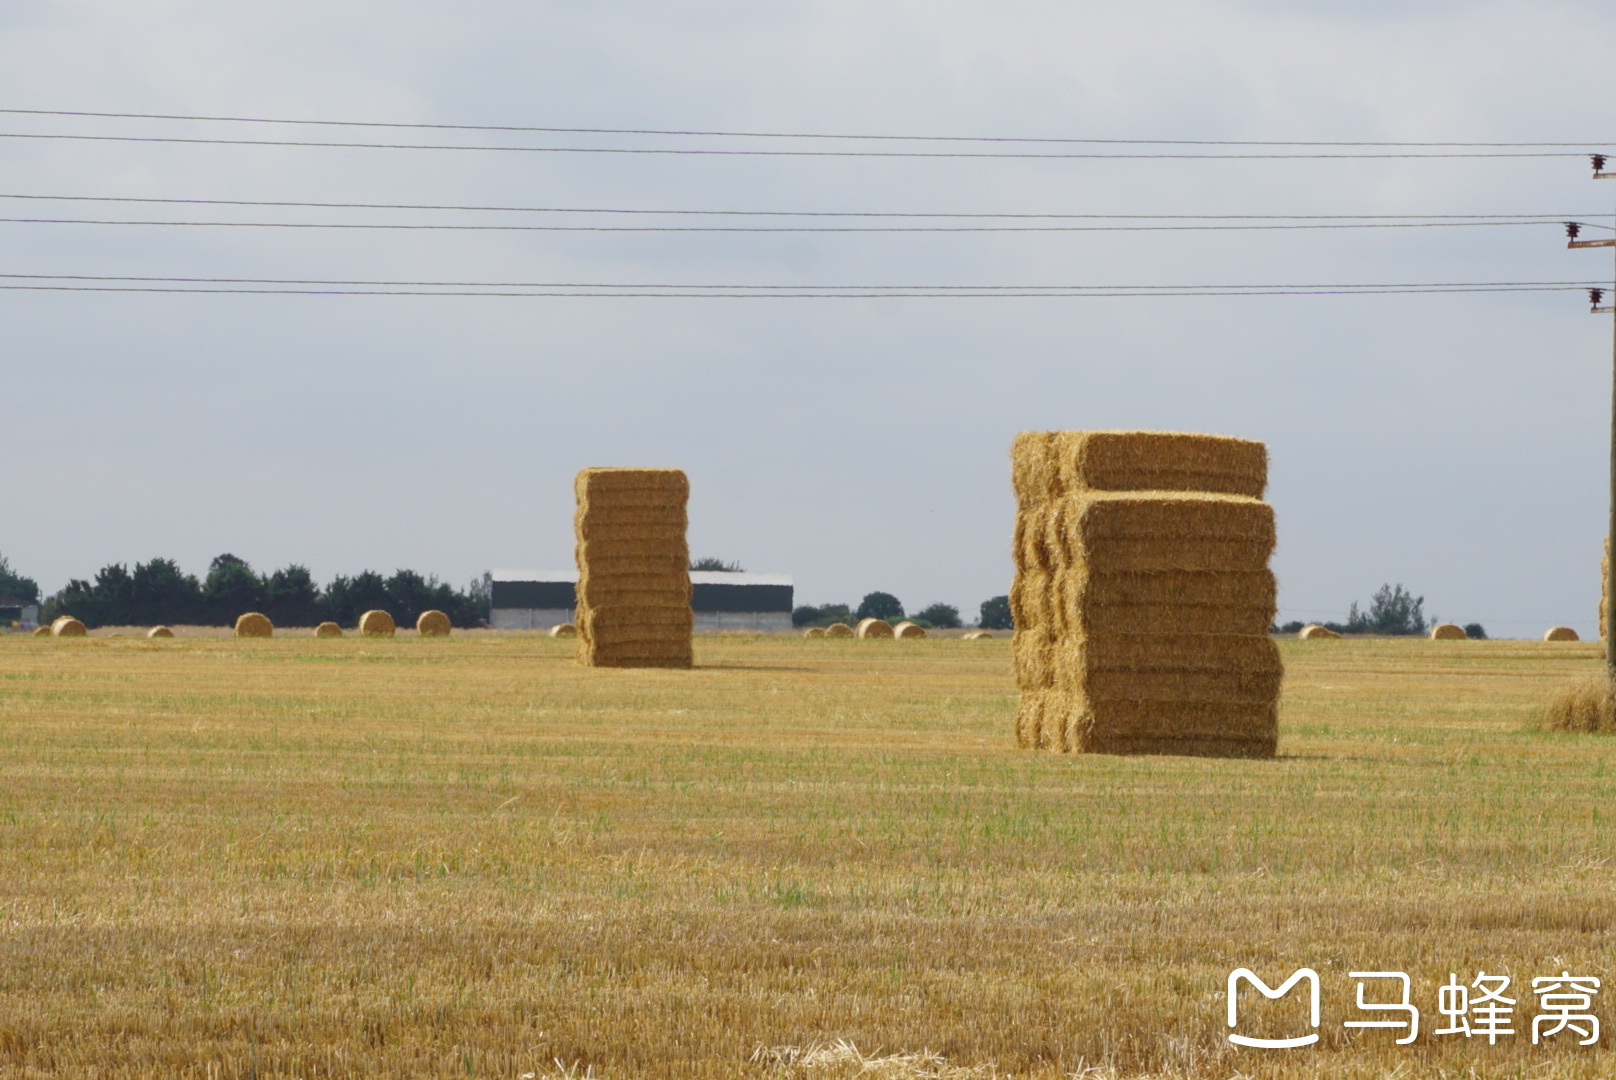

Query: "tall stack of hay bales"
left=1603, top=537, right=1609, bottom=641
left=574, top=467, right=693, bottom=668
left=1010, top=430, right=1280, bottom=758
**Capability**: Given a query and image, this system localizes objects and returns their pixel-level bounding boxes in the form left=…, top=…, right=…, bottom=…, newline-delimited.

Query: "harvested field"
left=0, top=634, right=1613, bottom=1078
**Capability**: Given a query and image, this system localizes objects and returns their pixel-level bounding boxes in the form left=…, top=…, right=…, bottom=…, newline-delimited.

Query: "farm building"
left=489, top=569, right=793, bottom=632
left=0, top=598, right=40, bottom=629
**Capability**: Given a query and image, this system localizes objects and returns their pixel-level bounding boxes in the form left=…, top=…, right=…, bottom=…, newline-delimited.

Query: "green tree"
left=321, top=571, right=390, bottom=627
left=978, top=595, right=1013, bottom=630
left=1344, top=583, right=1427, bottom=636
left=131, top=558, right=202, bottom=625
left=793, top=603, right=852, bottom=628
left=690, top=557, right=744, bottom=572
left=204, top=554, right=267, bottom=625
left=265, top=565, right=321, bottom=627
left=856, top=592, right=903, bottom=622
left=915, top=602, right=961, bottom=629
left=0, top=552, right=39, bottom=604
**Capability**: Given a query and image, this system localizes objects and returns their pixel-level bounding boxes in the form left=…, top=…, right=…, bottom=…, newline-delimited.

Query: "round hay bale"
left=803, top=626, right=826, bottom=638
left=1544, top=626, right=1581, bottom=642
left=893, top=621, right=927, bottom=639
left=1299, top=624, right=1341, bottom=640
left=1429, top=623, right=1468, bottom=640
left=146, top=626, right=174, bottom=639
left=51, top=616, right=87, bottom=638
left=416, top=609, right=452, bottom=636
left=314, top=622, right=343, bottom=638
left=234, top=612, right=273, bottom=638
left=358, top=610, right=396, bottom=637
left=549, top=623, right=578, bottom=638
left=824, top=622, right=854, bottom=638
left=32, top=624, right=50, bottom=637
left=856, top=618, right=894, bottom=639
left=962, top=629, right=993, bottom=640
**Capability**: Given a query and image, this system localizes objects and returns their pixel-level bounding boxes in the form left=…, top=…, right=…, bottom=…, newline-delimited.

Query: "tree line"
left=793, top=592, right=1014, bottom=630
left=39, top=554, right=490, bottom=630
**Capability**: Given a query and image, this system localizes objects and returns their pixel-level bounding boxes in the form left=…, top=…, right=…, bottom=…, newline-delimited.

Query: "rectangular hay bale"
left=575, top=467, right=693, bottom=669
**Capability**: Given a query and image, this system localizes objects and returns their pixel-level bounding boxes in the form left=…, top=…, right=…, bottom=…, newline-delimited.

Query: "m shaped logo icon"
left=1228, top=968, right=1321, bottom=1048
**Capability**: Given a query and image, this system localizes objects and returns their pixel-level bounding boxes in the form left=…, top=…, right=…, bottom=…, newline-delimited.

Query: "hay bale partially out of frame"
left=824, top=623, right=854, bottom=638
left=1544, top=626, right=1580, bottom=642
left=416, top=609, right=451, bottom=636
left=574, top=467, right=692, bottom=668
left=856, top=618, right=894, bottom=639
left=234, top=612, right=272, bottom=638
left=1429, top=623, right=1467, bottom=640
left=358, top=610, right=396, bottom=637
left=1299, top=624, right=1341, bottom=640
left=893, top=621, right=926, bottom=638
left=51, top=616, right=86, bottom=637
left=314, top=622, right=343, bottom=638
left=803, top=626, right=826, bottom=638
left=146, top=626, right=174, bottom=639
left=550, top=623, right=578, bottom=638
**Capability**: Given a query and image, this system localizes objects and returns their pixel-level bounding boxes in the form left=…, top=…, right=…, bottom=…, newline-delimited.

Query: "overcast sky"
left=4, top=0, right=1615, bottom=635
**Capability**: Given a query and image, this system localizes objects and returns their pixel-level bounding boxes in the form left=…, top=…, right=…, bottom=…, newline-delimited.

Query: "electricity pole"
left=1567, top=154, right=1616, bottom=674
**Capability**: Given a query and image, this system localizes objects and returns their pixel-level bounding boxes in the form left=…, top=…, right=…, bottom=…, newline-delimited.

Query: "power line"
left=2, top=193, right=1610, bottom=223
left=0, top=108, right=1607, bottom=148
left=0, top=130, right=1594, bottom=160
left=0, top=273, right=1600, bottom=298
left=0, top=215, right=1592, bottom=234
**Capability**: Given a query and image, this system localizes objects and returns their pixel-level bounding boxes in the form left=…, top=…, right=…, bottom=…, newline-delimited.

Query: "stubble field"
left=0, top=631, right=1613, bottom=1079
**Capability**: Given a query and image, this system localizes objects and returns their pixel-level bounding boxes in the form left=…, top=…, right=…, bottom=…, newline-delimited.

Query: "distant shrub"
left=1464, top=622, right=1488, bottom=640
left=690, top=557, right=744, bottom=572
left=855, top=592, right=904, bottom=622
left=793, top=603, right=852, bottom=628
left=978, top=595, right=1013, bottom=630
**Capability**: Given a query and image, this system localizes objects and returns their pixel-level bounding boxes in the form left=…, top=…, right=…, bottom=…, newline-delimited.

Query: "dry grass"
left=2, top=634, right=1616, bottom=1078
left=1542, top=673, right=1616, bottom=732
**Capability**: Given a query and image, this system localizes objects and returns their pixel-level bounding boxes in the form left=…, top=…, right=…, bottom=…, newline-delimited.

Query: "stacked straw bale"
left=358, top=610, right=396, bottom=637
left=1429, top=623, right=1467, bottom=640
left=1603, top=537, right=1609, bottom=641
left=549, top=623, right=578, bottom=638
left=574, top=467, right=693, bottom=668
left=234, top=613, right=273, bottom=638
left=893, top=621, right=926, bottom=638
left=1010, top=430, right=1280, bottom=759
left=856, top=618, right=895, bottom=639
left=416, top=610, right=451, bottom=636
left=1299, top=624, right=1340, bottom=640
left=146, top=626, right=174, bottom=639
left=51, top=616, right=87, bottom=638
left=314, top=622, right=343, bottom=638
left=824, top=623, right=854, bottom=638
left=1544, top=626, right=1580, bottom=642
